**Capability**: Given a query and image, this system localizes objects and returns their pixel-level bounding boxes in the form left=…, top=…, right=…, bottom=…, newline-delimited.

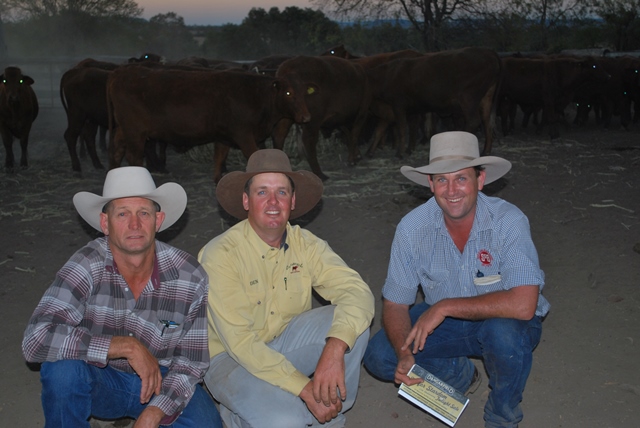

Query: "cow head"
left=273, top=80, right=311, bottom=124
left=1, top=67, right=35, bottom=103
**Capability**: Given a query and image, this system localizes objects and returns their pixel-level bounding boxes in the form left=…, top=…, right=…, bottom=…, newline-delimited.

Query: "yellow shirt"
left=198, top=220, right=374, bottom=396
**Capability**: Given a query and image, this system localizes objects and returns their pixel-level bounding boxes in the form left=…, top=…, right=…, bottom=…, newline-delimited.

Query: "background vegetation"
left=0, top=0, right=638, bottom=61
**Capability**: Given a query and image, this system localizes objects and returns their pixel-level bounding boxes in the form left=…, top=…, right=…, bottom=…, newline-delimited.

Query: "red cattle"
left=274, top=55, right=372, bottom=180
left=106, top=65, right=310, bottom=183
left=573, top=56, right=639, bottom=129
left=498, top=55, right=610, bottom=138
left=0, top=67, right=39, bottom=171
left=60, top=66, right=111, bottom=172
left=366, top=47, right=502, bottom=156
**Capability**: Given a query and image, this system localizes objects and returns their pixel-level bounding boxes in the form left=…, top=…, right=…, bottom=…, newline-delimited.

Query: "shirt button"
left=124, top=287, right=129, bottom=292
left=128, top=333, right=133, bottom=337
left=271, top=311, right=274, bottom=315
left=257, top=301, right=261, bottom=305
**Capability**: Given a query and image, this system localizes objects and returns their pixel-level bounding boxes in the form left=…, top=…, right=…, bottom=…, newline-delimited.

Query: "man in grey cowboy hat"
left=363, top=131, right=550, bottom=428
left=198, top=149, right=374, bottom=427
left=22, top=166, right=222, bottom=428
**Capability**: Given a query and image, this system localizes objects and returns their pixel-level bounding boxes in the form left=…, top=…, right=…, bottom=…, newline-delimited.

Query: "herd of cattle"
left=1, top=46, right=639, bottom=180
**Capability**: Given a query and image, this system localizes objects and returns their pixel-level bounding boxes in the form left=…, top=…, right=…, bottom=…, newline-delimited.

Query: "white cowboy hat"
left=400, top=131, right=512, bottom=186
left=216, top=149, right=323, bottom=220
left=73, top=166, right=187, bottom=232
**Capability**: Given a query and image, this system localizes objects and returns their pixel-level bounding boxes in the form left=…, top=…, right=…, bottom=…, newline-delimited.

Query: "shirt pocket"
left=275, top=272, right=310, bottom=319
left=420, top=268, right=450, bottom=292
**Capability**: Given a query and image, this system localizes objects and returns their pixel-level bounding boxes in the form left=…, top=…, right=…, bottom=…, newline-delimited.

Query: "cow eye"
left=19, top=79, right=23, bottom=84
left=307, top=87, right=315, bottom=95
left=285, top=91, right=291, bottom=97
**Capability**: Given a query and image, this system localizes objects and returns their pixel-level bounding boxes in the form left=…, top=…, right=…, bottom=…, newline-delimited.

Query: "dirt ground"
left=1, top=106, right=639, bottom=428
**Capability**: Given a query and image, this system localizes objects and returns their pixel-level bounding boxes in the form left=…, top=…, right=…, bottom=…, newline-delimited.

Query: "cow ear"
left=23, top=76, right=35, bottom=85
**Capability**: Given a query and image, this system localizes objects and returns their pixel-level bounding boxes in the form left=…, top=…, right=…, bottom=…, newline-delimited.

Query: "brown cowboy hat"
left=216, top=149, right=323, bottom=219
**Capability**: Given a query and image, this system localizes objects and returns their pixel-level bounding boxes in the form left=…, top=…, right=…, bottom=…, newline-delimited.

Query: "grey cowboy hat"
left=73, top=166, right=187, bottom=232
left=216, top=149, right=323, bottom=220
left=400, top=131, right=512, bottom=186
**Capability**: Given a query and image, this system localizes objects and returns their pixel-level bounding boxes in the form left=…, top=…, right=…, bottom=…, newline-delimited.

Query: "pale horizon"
left=136, top=0, right=317, bottom=26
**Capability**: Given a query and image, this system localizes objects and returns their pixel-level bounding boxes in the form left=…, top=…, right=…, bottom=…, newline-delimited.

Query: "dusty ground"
left=1, top=106, right=639, bottom=428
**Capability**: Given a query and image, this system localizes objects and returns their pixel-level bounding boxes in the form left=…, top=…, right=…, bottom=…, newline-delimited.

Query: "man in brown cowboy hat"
left=363, top=131, right=550, bottom=428
left=198, top=149, right=374, bottom=427
left=22, top=166, right=221, bottom=428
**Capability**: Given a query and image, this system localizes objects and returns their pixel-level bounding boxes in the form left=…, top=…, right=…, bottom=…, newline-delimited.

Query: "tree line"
left=0, top=0, right=638, bottom=62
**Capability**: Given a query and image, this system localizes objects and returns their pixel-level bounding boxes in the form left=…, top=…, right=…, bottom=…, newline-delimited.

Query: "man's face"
left=428, top=167, right=485, bottom=224
left=100, top=197, right=165, bottom=256
left=243, top=172, right=295, bottom=235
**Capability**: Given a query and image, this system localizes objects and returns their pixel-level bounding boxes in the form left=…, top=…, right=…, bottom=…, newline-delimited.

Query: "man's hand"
left=133, top=406, right=164, bottom=428
left=108, top=336, right=162, bottom=404
left=401, top=303, right=445, bottom=354
left=312, top=337, right=348, bottom=406
left=394, top=354, right=423, bottom=386
left=300, top=380, right=342, bottom=423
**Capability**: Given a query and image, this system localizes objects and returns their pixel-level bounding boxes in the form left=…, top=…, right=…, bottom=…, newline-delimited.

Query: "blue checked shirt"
left=383, top=193, right=550, bottom=317
left=22, top=237, right=210, bottom=422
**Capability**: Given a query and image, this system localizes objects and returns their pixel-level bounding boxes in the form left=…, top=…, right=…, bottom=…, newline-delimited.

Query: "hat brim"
left=216, top=170, right=323, bottom=219
left=73, top=183, right=187, bottom=232
left=401, top=156, right=512, bottom=187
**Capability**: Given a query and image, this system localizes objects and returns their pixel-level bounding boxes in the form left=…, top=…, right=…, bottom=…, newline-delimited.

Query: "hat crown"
left=102, top=166, right=158, bottom=199
left=429, top=131, right=480, bottom=164
left=245, top=149, right=293, bottom=174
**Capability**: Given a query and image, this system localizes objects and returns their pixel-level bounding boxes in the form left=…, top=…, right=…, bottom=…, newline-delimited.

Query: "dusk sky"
left=137, top=1, right=316, bottom=26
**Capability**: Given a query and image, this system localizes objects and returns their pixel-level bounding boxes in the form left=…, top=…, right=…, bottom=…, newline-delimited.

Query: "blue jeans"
left=40, top=360, right=222, bottom=428
left=363, top=302, right=542, bottom=428
left=205, top=306, right=370, bottom=428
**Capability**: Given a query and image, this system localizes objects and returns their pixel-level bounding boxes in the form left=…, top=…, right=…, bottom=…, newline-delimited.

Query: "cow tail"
left=106, top=74, right=116, bottom=166
left=59, top=75, right=68, bottom=113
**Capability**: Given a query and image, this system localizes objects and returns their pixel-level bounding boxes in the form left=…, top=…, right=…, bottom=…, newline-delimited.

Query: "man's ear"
left=291, top=192, right=296, bottom=211
left=99, top=212, right=109, bottom=235
left=155, top=211, right=166, bottom=232
left=477, top=170, right=486, bottom=191
left=242, top=192, right=249, bottom=212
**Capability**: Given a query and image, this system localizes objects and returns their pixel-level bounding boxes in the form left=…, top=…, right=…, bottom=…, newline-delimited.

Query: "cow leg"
left=367, top=119, right=389, bottom=158
left=63, top=118, right=85, bottom=172
left=300, top=127, right=327, bottom=181
left=2, top=131, right=14, bottom=171
left=271, top=119, right=294, bottom=150
left=80, top=121, right=104, bottom=170
left=18, top=132, right=29, bottom=169
left=213, top=142, right=231, bottom=184
left=109, top=128, right=129, bottom=169
left=98, top=126, right=108, bottom=152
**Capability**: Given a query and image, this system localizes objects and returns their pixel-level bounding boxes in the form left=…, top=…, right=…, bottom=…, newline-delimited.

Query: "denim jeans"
left=40, top=360, right=222, bottom=428
left=205, top=305, right=370, bottom=428
left=363, top=301, right=542, bottom=428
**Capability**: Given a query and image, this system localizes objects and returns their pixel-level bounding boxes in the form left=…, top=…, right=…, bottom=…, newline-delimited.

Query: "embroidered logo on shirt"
left=287, top=263, right=303, bottom=274
left=478, top=249, right=493, bottom=266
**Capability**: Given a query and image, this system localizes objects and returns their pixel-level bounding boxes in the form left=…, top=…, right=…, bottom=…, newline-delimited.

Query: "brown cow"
left=0, top=67, right=38, bottom=171
left=106, top=66, right=310, bottom=183
left=366, top=47, right=502, bottom=156
left=498, top=55, right=610, bottom=138
left=274, top=55, right=372, bottom=180
left=60, top=66, right=111, bottom=171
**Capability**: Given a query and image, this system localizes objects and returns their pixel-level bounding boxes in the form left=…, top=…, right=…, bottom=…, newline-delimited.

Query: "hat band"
left=430, top=155, right=476, bottom=163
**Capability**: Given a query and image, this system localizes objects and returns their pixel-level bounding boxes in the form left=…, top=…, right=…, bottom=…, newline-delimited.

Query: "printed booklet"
left=398, top=364, right=470, bottom=427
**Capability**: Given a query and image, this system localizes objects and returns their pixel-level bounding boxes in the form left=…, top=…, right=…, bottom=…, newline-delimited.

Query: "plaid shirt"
left=22, top=237, right=210, bottom=421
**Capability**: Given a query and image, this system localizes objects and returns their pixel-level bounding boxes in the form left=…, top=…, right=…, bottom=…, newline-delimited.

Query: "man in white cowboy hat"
left=22, top=166, right=222, bottom=428
left=198, top=149, right=374, bottom=427
left=363, top=131, right=550, bottom=428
